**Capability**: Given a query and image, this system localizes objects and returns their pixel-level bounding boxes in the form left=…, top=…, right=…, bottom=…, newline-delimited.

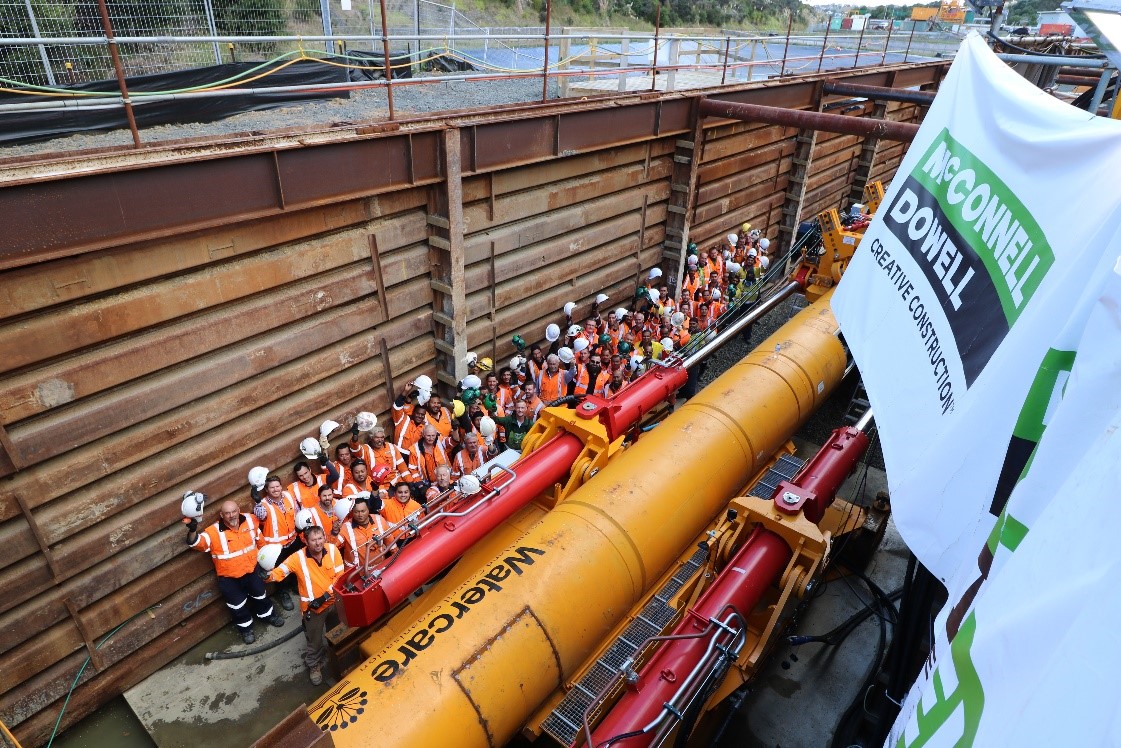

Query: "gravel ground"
left=1, top=76, right=561, bottom=159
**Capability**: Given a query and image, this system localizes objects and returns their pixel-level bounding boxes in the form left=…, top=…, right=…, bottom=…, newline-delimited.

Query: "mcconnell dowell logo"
left=883, top=128, right=1054, bottom=386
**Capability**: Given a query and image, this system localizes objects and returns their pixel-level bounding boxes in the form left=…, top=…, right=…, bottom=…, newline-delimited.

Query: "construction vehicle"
left=259, top=189, right=887, bottom=748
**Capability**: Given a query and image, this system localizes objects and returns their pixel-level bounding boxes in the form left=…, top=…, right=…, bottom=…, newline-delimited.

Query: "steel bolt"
left=782, top=491, right=800, bottom=505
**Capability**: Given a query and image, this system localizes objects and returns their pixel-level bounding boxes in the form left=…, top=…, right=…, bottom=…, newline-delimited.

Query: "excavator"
left=258, top=183, right=886, bottom=748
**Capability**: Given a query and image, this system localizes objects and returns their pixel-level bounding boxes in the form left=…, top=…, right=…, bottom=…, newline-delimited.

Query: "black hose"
left=205, top=623, right=303, bottom=660
left=787, top=588, right=903, bottom=647
left=985, top=30, right=1105, bottom=58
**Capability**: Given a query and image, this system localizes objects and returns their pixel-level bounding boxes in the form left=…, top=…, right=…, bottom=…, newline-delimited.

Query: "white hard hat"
left=749, top=228, right=762, bottom=240
left=629, top=353, right=643, bottom=372
left=479, top=416, right=496, bottom=438
left=648, top=289, right=660, bottom=303
left=747, top=249, right=757, bottom=258
left=545, top=323, right=561, bottom=342
left=416, top=388, right=431, bottom=406
left=333, top=496, right=355, bottom=522
left=247, top=467, right=269, bottom=490
left=670, top=311, right=686, bottom=327
left=727, top=233, right=738, bottom=245
left=299, top=437, right=322, bottom=459
left=573, top=338, right=589, bottom=353
left=660, top=338, right=674, bottom=352
left=712, top=289, right=721, bottom=300
left=760, top=256, right=770, bottom=270
left=464, top=352, right=478, bottom=367
left=457, top=474, right=482, bottom=496
left=319, top=420, right=341, bottom=440
left=727, top=262, right=742, bottom=274
left=356, top=411, right=377, bottom=432
left=563, top=301, right=577, bottom=317
left=614, top=308, right=628, bottom=321
left=295, top=508, right=316, bottom=531
left=509, top=355, right=525, bottom=370
left=414, top=374, right=433, bottom=391
left=759, top=238, right=770, bottom=250
left=257, top=544, right=283, bottom=572
left=567, top=324, right=582, bottom=338
left=721, top=250, right=730, bottom=261
left=557, top=347, right=575, bottom=364
left=460, top=374, right=482, bottom=390
left=595, top=293, right=609, bottom=304
left=687, top=255, right=698, bottom=267
left=648, top=267, right=663, bottom=280
left=180, top=491, right=205, bottom=519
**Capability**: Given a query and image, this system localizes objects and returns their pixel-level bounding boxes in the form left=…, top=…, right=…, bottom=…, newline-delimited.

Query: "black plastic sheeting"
left=0, top=57, right=354, bottom=145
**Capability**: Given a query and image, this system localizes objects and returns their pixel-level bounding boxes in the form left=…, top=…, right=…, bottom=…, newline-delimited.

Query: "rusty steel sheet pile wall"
left=0, top=60, right=946, bottom=746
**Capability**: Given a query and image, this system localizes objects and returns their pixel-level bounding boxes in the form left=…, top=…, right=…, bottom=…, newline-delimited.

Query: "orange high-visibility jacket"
left=257, top=495, right=298, bottom=546
left=336, top=516, right=391, bottom=568
left=191, top=514, right=260, bottom=578
left=286, top=477, right=325, bottom=510
left=270, top=544, right=345, bottom=613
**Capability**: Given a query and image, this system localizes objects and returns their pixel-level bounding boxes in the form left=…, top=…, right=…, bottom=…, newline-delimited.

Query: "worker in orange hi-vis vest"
left=395, top=407, right=428, bottom=454
left=425, top=465, right=456, bottom=505
left=351, top=425, right=408, bottom=487
left=268, top=525, right=345, bottom=685
left=187, top=499, right=285, bottom=644
left=335, top=495, right=392, bottom=572
left=453, top=431, right=488, bottom=480
left=392, top=378, right=455, bottom=438
left=408, top=425, right=455, bottom=486
left=285, top=459, right=340, bottom=510
left=381, top=483, right=425, bottom=546
left=250, top=473, right=301, bottom=612
left=519, top=380, right=545, bottom=420
left=328, top=443, right=353, bottom=493
left=536, top=353, right=569, bottom=403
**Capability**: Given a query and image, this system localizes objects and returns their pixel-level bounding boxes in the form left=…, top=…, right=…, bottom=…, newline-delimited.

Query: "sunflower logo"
left=314, top=686, right=368, bottom=731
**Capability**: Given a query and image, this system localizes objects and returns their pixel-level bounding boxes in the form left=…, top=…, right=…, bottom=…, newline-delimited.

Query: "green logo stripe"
left=912, top=128, right=1054, bottom=325
left=1012, top=348, right=1076, bottom=441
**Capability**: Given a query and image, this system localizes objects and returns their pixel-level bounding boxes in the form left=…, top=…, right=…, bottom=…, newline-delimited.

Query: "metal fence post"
left=22, top=0, right=57, bottom=86
left=818, top=14, right=832, bottom=73
left=618, top=35, right=629, bottom=91
left=541, top=0, right=551, bottom=101
left=320, top=0, right=333, bottom=52
left=201, top=0, right=222, bottom=66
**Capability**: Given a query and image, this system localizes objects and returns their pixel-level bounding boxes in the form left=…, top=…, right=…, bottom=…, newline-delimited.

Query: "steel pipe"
left=996, top=53, right=1109, bottom=68
left=680, top=280, right=802, bottom=370
left=698, top=98, right=920, bottom=142
left=823, top=80, right=936, bottom=105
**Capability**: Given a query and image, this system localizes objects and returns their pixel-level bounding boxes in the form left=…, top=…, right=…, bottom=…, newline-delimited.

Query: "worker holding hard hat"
left=335, top=494, right=391, bottom=572
left=381, top=483, right=425, bottom=546
left=392, top=377, right=454, bottom=439
left=351, top=421, right=408, bottom=489
left=251, top=472, right=301, bottom=612
left=186, top=497, right=285, bottom=644
left=266, top=523, right=344, bottom=685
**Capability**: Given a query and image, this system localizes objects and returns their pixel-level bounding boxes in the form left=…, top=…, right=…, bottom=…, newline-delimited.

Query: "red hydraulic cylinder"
left=774, top=426, right=869, bottom=524
left=589, top=527, right=792, bottom=748
left=334, top=432, right=583, bottom=628
left=579, top=364, right=689, bottom=440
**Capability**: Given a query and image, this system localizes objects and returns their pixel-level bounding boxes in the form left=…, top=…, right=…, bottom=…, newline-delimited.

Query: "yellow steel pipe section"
left=307, top=292, right=846, bottom=746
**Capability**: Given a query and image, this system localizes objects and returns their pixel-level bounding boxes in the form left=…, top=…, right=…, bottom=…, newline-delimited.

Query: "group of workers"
left=182, top=223, right=775, bottom=686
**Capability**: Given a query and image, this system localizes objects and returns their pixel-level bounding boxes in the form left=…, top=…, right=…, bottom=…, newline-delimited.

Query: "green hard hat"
left=598, top=333, right=613, bottom=347
left=618, top=341, right=634, bottom=355
left=512, top=334, right=526, bottom=351
left=687, top=242, right=697, bottom=253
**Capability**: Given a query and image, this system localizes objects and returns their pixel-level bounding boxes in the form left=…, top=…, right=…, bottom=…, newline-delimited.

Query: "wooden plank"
left=463, top=201, right=669, bottom=294
left=695, top=155, right=794, bottom=206
left=696, top=139, right=798, bottom=186
left=693, top=176, right=791, bottom=227
left=0, top=280, right=429, bottom=527
left=0, top=246, right=416, bottom=427
left=0, top=214, right=427, bottom=376
left=463, top=180, right=672, bottom=265
left=0, top=191, right=424, bottom=323
left=462, top=157, right=673, bottom=235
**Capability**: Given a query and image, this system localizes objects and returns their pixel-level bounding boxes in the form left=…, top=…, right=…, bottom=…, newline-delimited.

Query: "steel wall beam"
left=0, top=62, right=946, bottom=273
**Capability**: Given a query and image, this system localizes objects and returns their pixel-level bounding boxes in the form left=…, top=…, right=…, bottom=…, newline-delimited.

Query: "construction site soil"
left=1, top=77, right=560, bottom=158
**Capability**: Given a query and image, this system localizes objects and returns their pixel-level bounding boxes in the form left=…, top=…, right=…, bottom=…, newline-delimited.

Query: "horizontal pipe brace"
left=699, top=98, right=919, bottom=143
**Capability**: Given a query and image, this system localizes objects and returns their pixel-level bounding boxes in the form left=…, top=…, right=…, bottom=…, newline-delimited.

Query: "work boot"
left=240, top=628, right=256, bottom=645
left=268, top=612, right=285, bottom=628
left=278, top=590, right=294, bottom=611
left=309, top=664, right=323, bottom=686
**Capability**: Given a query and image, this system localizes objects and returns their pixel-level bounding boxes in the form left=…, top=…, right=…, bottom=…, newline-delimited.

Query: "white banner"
left=889, top=255, right=1121, bottom=746
left=831, top=33, right=1121, bottom=587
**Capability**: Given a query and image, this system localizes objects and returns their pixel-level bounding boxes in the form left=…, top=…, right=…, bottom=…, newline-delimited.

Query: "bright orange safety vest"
left=191, top=514, right=260, bottom=578
left=270, top=544, right=345, bottom=613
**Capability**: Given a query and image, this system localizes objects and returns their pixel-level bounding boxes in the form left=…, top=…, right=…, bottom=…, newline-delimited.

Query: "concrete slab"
left=124, top=608, right=332, bottom=748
